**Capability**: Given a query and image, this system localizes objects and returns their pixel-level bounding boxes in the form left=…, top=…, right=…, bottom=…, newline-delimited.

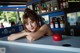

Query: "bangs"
left=23, top=18, right=28, bottom=24
left=23, top=17, right=36, bottom=24
left=23, top=8, right=39, bottom=25
left=23, top=13, right=39, bottom=24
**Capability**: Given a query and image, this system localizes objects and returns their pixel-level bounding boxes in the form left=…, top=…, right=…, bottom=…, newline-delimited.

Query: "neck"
left=34, top=25, right=40, bottom=32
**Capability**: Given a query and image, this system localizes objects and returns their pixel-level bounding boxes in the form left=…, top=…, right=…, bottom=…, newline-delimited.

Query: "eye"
left=25, top=23, right=28, bottom=25
left=30, top=21, right=34, bottom=23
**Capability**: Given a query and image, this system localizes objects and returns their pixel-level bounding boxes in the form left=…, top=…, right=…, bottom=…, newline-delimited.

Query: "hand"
left=7, top=34, right=16, bottom=41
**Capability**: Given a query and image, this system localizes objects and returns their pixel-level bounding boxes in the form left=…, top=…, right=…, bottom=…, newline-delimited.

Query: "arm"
left=26, top=24, right=53, bottom=41
left=8, top=30, right=27, bottom=41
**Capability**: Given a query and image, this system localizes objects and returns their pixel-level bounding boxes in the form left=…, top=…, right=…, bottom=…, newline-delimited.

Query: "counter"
left=0, top=25, right=24, bottom=37
left=0, top=35, right=80, bottom=53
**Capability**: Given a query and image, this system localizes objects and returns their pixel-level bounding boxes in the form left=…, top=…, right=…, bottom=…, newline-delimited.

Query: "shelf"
left=51, top=28, right=64, bottom=31
left=26, top=0, right=41, bottom=6
left=40, top=10, right=64, bottom=17
left=0, top=5, right=26, bottom=11
left=0, top=5, right=26, bottom=8
left=26, top=0, right=65, bottom=17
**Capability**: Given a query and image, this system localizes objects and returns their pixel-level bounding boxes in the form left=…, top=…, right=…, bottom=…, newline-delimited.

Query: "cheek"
left=32, top=23, right=37, bottom=27
left=25, top=25, right=30, bottom=29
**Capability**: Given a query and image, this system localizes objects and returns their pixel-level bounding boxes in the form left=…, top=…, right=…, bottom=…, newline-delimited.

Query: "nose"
left=29, top=23, right=33, bottom=27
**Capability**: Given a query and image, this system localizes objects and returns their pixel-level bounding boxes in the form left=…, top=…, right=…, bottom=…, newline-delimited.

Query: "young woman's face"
left=25, top=18, right=37, bottom=32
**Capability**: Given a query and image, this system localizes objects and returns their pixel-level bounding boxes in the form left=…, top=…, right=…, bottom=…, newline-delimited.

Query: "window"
left=0, top=11, right=24, bottom=28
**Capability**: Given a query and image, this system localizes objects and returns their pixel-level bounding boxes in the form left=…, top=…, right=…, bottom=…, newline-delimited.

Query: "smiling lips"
left=31, top=27, right=34, bottom=30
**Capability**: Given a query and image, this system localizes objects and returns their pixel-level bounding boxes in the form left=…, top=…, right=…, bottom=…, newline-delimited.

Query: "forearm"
left=26, top=29, right=47, bottom=41
left=8, top=32, right=27, bottom=41
left=26, top=24, right=53, bottom=41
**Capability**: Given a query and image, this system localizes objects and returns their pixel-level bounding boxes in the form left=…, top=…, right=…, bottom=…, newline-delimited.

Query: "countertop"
left=0, top=35, right=80, bottom=53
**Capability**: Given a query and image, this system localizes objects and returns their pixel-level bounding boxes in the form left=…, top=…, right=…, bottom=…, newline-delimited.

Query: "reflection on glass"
left=67, top=12, right=78, bottom=26
left=77, top=12, right=80, bottom=25
left=42, top=15, right=49, bottom=24
left=67, top=12, right=80, bottom=26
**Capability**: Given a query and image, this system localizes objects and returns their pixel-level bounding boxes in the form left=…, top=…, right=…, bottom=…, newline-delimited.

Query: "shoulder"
left=42, top=24, right=49, bottom=28
left=39, top=24, right=49, bottom=30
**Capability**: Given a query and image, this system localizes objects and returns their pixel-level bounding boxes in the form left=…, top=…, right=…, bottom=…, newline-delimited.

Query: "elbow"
left=26, top=35, right=37, bottom=41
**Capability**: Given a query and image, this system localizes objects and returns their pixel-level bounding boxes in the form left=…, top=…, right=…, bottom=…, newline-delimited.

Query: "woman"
left=0, top=23, right=4, bottom=28
left=11, top=22, right=15, bottom=26
left=8, top=8, right=53, bottom=41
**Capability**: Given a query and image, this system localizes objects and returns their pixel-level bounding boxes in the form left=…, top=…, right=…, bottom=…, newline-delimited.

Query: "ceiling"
left=0, top=0, right=28, bottom=5
left=0, top=0, right=28, bottom=2
left=0, top=0, right=28, bottom=11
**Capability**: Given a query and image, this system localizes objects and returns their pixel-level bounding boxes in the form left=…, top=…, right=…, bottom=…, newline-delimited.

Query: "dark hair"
left=23, top=8, right=39, bottom=24
left=23, top=8, right=44, bottom=32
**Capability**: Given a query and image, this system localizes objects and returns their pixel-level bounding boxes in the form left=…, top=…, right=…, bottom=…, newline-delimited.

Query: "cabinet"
left=26, top=0, right=68, bottom=34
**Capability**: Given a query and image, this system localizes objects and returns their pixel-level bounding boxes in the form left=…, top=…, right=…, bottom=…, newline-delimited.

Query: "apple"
left=53, top=34, right=62, bottom=41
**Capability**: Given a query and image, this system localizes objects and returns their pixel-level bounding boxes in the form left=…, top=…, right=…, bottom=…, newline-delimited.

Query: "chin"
left=30, top=30, right=35, bottom=32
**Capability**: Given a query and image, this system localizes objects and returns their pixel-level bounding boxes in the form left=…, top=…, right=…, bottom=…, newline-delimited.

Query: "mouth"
left=31, top=27, right=34, bottom=30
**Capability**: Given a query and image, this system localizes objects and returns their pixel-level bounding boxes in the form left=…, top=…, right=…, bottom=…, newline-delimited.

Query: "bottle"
left=55, top=18, right=59, bottom=28
left=57, top=18, right=60, bottom=28
left=60, top=17, right=64, bottom=28
left=70, top=29, right=74, bottom=36
left=51, top=6, right=53, bottom=11
left=60, top=3, right=63, bottom=9
left=42, top=2, right=47, bottom=13
left=65, top=1, right=68, bottom=8
left=63, top=0, right=66, bottom=8
left=37, top=3, right=42, bottom=14
left=36, top=4, right=39, bottom=14
left=47, top=3, right=51, bottom=12
left=60, top=0, right=63, bottom=9
left=50, top=18, right=54, bottom=28
left=54, top=6, right=58, bottom=10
